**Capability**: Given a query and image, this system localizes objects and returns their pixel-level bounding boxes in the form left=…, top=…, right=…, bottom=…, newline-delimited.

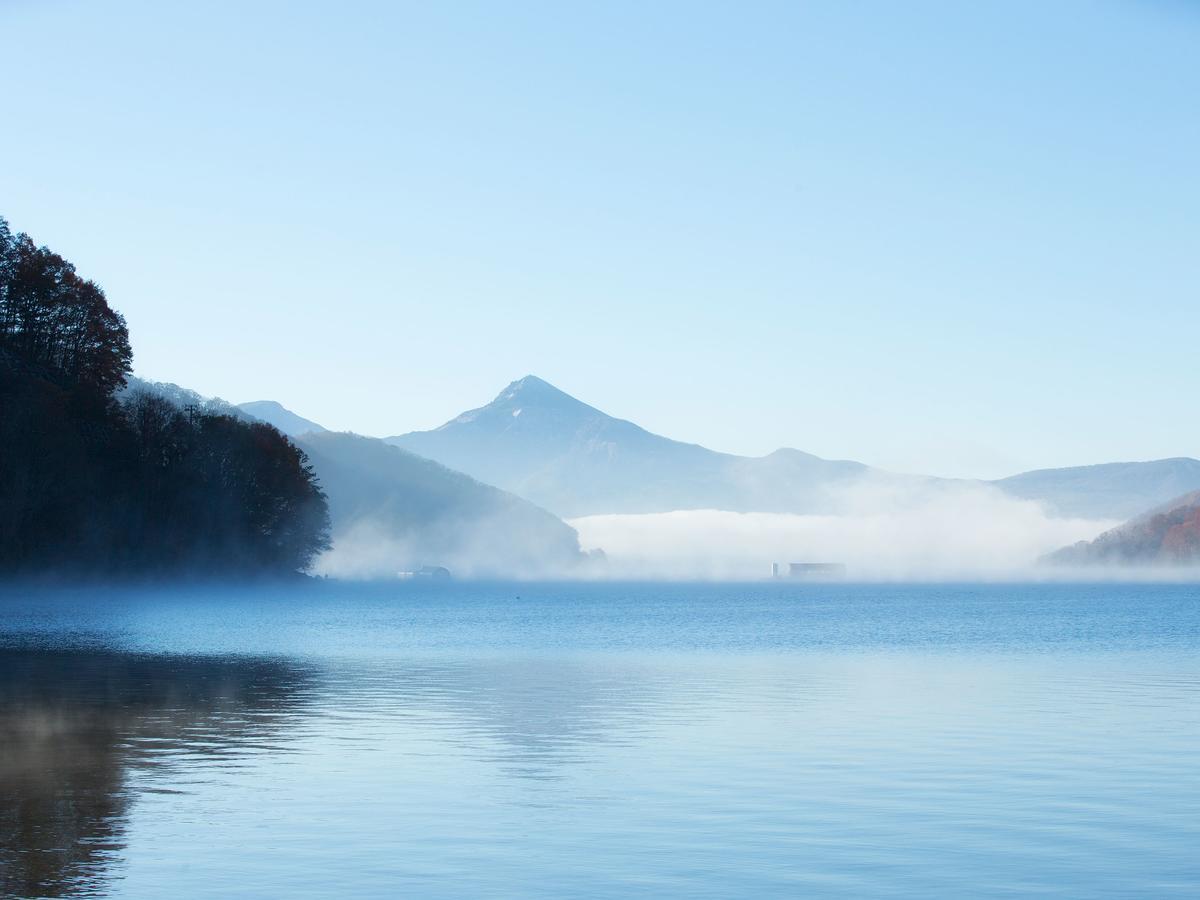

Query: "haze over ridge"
left=154, top=376, right=1200, bottom=579
left=384, top=375, right=1200, bottom=523
left=124, top=379, right=587, bottom=579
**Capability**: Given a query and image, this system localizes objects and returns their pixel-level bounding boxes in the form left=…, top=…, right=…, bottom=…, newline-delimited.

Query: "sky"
left=2, top=0, right=1198, bottom=479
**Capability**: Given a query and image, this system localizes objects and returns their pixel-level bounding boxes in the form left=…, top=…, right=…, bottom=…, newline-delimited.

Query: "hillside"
left=238, top=401, right=327, bottom=437
left=993, top=459, right=1200, bottom=521
left=131, top=380, right=586, bottom=578
left=120, top=378, right=246, bottom=418
left=1045, top=490, right=1200, bottom=567
left=386, top=376, right=891, bottom=517
left=0, top=219, right=328, bottom=577
left=295, top=432, right=585, bottom=578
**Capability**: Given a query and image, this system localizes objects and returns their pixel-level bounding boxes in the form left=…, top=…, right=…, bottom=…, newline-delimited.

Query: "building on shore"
left=397, top=565, right=452, bottom=580
left=772, top=562, right=846, bottom=580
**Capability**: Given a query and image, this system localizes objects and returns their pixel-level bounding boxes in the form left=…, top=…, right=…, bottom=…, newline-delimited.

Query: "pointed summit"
left=495, top=375, right=592, bottom=409
left=387, top=376, right=744, bottom=516
left=438, top=375, right=600, bottom=432
left=385, top=371, right=878, bottom=517
left=385, top=375, right=1200, bottom=521
left=503, top=375, right=598, bottom=408
left=504, top=374, right=557, bottom=394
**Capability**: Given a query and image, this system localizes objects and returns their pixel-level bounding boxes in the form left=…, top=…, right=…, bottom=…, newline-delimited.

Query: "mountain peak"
left=510, top=374, right=551, bottom=389
left=497, top=375, right=573, bottom=403
left=479, top=375, right=600, bottom=419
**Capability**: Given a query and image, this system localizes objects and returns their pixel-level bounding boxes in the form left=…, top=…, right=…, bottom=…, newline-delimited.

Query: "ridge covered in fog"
left=212, top=377, right=1200, bottom=578
left=131, top=380, right=587, bottom=579
left=295, top=432, right=586, bottom=579
left=382, top=376, right=1200, bottom=522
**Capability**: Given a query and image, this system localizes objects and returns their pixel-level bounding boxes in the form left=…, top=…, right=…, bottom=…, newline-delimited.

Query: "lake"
left=2, top=581, right=1199, bottom=897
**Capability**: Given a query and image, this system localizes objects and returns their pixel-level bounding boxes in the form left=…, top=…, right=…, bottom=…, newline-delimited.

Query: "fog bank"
left=571, top=482, right=1115, bottom=581
left=312, top=514, right=586, bottom=581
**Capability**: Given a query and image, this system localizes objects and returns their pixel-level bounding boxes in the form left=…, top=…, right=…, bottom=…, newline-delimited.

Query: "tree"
left=0, top=221, right=132, bottom=395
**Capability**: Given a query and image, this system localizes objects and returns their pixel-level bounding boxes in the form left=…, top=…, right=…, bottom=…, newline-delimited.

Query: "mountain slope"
left=296, top=432, right=584, bottom=578
left=387, top=376, right=905, bottom=517
left=992, top=459, right=1200, bottom=520
left=386, top=375, right=1200, bottom=522
left=126, top=380, right=585, bottom=578
left=238, top=400, right=327, bottom=437
left=391, top=375, right=720, bottom=497
left=1045, top=489, right=1200, bottom=566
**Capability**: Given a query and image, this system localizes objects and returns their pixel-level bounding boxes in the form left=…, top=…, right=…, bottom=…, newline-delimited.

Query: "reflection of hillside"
left=1, top=647, right=683, bottom=895
left=0, top=650, right=315, bottom=898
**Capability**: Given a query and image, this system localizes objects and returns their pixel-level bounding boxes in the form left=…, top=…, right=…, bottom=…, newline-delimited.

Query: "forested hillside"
left=1046, top=490, right=1200, bottom=567
left=0, top=216, right=329, bottom=576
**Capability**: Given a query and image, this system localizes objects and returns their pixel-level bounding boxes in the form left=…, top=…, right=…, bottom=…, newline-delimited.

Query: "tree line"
left=0, top=216, right=330, bottom=576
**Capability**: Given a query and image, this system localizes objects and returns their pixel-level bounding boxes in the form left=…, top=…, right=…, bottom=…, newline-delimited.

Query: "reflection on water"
left=1, top=583, right=1199, bottom=898
left=355, top=658, right=664, bottom=779
left=0, top=651, right=315, bottom=897
left=0, top=648, right=680, bottom=896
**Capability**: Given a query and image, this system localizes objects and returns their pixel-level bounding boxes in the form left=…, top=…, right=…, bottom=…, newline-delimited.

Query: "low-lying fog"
left=570, top=482, right=1116, bottom=581
left=308, top=479, right=1140, bottom=581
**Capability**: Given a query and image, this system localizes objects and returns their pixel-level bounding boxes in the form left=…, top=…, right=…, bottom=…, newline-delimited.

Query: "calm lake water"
left=2, top=581, right=1199, bottom=898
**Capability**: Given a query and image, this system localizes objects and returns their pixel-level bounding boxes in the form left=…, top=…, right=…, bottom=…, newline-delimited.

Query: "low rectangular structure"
left=787, top=562, right=846, bottom=580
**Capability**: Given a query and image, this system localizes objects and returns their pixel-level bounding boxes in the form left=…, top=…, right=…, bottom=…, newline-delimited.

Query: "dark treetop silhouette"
left=0, top=216, right=329, bottom=576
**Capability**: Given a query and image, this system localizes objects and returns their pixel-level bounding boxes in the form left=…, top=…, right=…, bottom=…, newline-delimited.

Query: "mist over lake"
left=5, top=1, right=1200, bottom=896
left=3, top=581, right=1199, bottom=898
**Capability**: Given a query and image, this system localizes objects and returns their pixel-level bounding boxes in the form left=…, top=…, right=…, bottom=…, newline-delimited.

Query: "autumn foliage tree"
left=0, top=223, right=131, bottom=395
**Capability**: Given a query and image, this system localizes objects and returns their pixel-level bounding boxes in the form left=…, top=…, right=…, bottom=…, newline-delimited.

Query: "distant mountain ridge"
left=386, top=376, right=883, bottom=517
left=386, top=376, right=1200, bottom=520
left=993, top=459, right=1200, bottom=521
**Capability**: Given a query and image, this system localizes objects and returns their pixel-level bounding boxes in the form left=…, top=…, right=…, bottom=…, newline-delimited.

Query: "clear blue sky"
left=3, top=0, right=1197, bottom=478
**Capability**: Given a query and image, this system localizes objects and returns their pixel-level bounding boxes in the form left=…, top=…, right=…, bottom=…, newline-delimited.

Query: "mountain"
left=1045, top=489, right=1200, bottom=566
left=295, top=432, right=585, bottom=578
left=386, top=375, right=1200, bottom=521
left=238, top=400, right=327, bottom=437
left=128, top=380, right=585, bottom=578
left=993, top=459, right=1200, bottom=520
left=386, top=376, right=911, bottom=518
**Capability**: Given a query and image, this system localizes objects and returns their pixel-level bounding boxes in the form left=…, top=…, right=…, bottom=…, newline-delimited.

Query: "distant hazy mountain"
left=1046, top=489, right=1200, bottom=566
left=386, top=375, right=1200, bottom=521
left=295, top=432, right=584, bottom=578
left=238, top=400, right=327, bottom=437
left=386, top=376, right=910, bottom=518
left=993, top=459, right=1200, bottom=520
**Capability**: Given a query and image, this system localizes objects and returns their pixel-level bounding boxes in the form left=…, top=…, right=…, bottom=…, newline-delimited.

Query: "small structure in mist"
left=397, top=565, right=452, bottom=580
left=772, top=562, right=846, bottom=581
